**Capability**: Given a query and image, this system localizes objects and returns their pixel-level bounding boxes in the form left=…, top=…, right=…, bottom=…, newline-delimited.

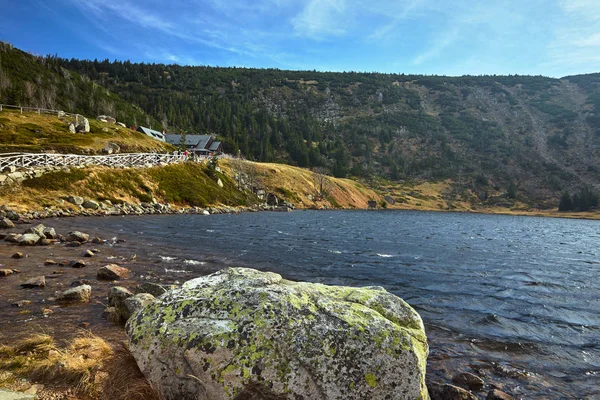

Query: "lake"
left=53, top=210, right=600, bottom=398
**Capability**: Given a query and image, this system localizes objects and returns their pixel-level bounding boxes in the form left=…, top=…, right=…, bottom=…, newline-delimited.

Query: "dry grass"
left=220, top=159, right=381, bottom=209
left=0, top=109, right=173, bottom=154
left=0, top=332, right=158, bottom=400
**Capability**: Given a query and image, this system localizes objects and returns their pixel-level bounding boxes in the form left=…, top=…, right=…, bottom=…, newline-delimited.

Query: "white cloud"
left=291, top=0, right=348, bottom=38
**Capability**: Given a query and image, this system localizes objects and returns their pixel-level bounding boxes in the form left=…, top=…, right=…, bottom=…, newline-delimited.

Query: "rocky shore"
left=0, top=216, right=518, bottom=400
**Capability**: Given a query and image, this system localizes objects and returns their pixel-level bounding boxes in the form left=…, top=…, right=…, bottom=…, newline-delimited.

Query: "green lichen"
left=364, top=373, right=377, bottom=388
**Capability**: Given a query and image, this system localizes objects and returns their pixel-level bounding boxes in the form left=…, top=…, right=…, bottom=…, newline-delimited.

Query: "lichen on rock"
left=126, top=267, right=429, bottom=400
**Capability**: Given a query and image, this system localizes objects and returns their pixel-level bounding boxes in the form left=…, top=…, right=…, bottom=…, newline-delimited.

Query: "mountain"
left=2, top=41, right=600, bottom=208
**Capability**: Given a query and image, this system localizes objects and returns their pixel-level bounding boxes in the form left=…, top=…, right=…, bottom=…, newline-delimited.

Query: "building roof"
left=137, top=126, right=165, bottom=141
left=208, top=141, right=222, bottom=152
left=164, top=134, right=213, bottom=148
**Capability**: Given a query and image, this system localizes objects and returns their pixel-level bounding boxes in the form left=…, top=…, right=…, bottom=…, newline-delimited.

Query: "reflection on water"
left=49, top=210, right=600, bottom=398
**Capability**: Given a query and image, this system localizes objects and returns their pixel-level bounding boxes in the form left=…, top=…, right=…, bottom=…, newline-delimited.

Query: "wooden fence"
left=0, top=152, right=201, bottom=171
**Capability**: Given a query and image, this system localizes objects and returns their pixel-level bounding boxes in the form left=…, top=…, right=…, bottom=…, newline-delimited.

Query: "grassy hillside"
left=0, top=109, right=173, bottom=154
left=0, top=109, right=174, bottom=154
left=0, top=160, right=380, bottom=213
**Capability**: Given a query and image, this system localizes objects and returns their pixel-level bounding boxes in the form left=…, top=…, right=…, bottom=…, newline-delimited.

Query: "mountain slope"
left=3, top=42, right=600, bottom=208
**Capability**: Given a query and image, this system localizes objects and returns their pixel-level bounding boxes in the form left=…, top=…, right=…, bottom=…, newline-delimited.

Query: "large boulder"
left=102, top=142, right=121, bottom=155
left=82, top=200, right=100, bottom=210
left=126, top=267, right=429, bottom=400
left=65, top=195, right=84, bottom=205
left=75, top=117, right=90, bottom=133
left=24, top=223, right=45, bottom=237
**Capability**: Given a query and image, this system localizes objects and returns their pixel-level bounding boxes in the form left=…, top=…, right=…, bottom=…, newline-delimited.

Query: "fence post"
left=20, top=107, right=23, bottom=114
left=37, top=109, right=41, bottom=114
left=0, top=105, right=2, bottom=111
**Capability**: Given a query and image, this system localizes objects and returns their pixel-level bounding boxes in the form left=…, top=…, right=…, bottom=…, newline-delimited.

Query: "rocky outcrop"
left=126, top=267, right=429, bottom=400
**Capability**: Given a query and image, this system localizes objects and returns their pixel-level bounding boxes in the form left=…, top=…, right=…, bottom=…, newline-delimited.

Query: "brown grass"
left=0, top=333, right=158, bottom=400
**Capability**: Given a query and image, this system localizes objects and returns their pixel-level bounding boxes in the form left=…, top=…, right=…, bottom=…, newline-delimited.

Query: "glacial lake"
left=53, top=210, right=600, bottom=398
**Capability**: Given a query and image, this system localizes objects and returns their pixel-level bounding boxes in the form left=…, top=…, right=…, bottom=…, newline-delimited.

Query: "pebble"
left=83, top=250, right=94, bottom=257
left=21, top=276, right=46, bottom=288
left=11, top=252, right=24, bottom=259
left=452, top=372, right=485, bottom=391
left=44, top=259, right=57, bottom=265
left=487, top=389, right=514, bottom=400
left=67, top=260, right=86, bottom=268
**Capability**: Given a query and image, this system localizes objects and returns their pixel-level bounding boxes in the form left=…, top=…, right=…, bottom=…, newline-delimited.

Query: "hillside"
left=0, top=159, right=380, bottom=213
left=0, top=109, right=173, bottom=154
left=2, top=42, right=600, bottom=209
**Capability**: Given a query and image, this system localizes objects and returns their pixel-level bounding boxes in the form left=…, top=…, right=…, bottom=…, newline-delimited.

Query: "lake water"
left=54, top=210, right=600, bottom=398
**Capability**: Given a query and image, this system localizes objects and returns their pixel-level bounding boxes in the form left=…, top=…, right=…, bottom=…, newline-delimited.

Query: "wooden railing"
left=0, top=152, right=203, bottom=171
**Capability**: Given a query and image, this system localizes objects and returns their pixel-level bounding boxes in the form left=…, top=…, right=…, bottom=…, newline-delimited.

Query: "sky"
left=0, top=0, right=599, bottom=77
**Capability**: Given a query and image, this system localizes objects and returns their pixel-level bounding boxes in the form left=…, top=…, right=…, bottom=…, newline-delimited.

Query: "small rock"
left=68, top=260, right=86, bottom=268
left=428, top=382, right=478, bottom=400
left=83, top=249, right=94, bottom=257
left=0, top=217, right=15, bottom=229
left=452, top=372, right=485, bottom=391
left=217, top=178, right=224, bottom=187
left=38, top=238, right=58, bottom=246
left=5, top=233, right=21, bottom=242
left=0, top=269, right=15, bottom=277
left=97, top=264, right=130, bottom=280
left=43, top=227, right=57, bottom=239
left=82, top=200, right=100, bottom=210
left=11, top=252, right=24, bottom=259
left=136, top=282, right=168, bottom=297
left=65, top=231, right=89, bottom=243
left=65, top=241, right=81, bottom=247
left=123, top=293, right=155, bottom=319
left=17, top=233, right=41, bottom=246
left=487, top=389, right=514, bottom=400
left=91, top=237, right=104, bottom=244
left=65, top=195, right=84, bottom=205
left=44, top=259, right=57, bottom=265
left=90, top=248, right=101, bottom=253
left=21, top=276, right=46, bottom=288
left=25, top=223, right=45, bottom=237
left=12, top=300, right=31, bottom=307
left=57, top=285, right=92, bottom=303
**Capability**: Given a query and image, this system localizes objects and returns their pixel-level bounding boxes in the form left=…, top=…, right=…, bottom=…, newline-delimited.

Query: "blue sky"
left=1, top=0, right=599, bottom=77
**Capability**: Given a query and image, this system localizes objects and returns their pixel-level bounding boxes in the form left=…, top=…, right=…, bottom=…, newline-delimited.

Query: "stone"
left=123, top=293, right=155, bottom=320
left=56, top=285, right=92, bottom=303
left=21, top=276, right=46, bottom=288
left=17, top=233, right=41, bottom=246
left=136, top=282, right=168, bottom=297
left=24, top=223, right=45, bottom=237
left=102, top=142, right=121, bottom=155
left=0, top=217, right=15, bottom=228
left=83, top=249, right=94, bottom=257
left=5, top=233, right=21, bottom=242
left=487, top=389, right=514, bottom=400
left=97, top=115, right=116, bottom=124
left=217, top=178, right=224, bottom=187
left=428, top=382, right=478, bottom=400
left=65, top=241, right=81, bottom=247
left=12, top=300, right=31, bottom=307
left=65, top=195, right=84, bottom=205
left=76, top=117, right=90, bottom=133
left=126, top=267, right=429, bottom=400
left=44, top=259, right=57, bottom=265
left=38, top=238, right=57, bottom=246
left=65, top=231, right=89, bottom=243
left=11, top=252, right=24, bottom=259
left=452, top=372, right=485, bottom=391
left=5, top=210, right=19, bottom=221
left=68, top=260, right=86, bottom=268
left=97, top=264, right=130, bottom=280
left=42, top=227, right=57, bottom=239
left=117, top=122, right=126, bottom=128
left=108, top=286, right=134, bottom=322
left=82, top=200, right=100, bottom=210
left=0, top=389, right=36, bottom=399
left=68, top=122, right=76, bottom=133
left=91, top=237, right=104, bottom=244
left=0, top=269, right=15, bottom=277
left=384, top=195, right=396, bottom=205
left=1, top=166, right=16, bottom=174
